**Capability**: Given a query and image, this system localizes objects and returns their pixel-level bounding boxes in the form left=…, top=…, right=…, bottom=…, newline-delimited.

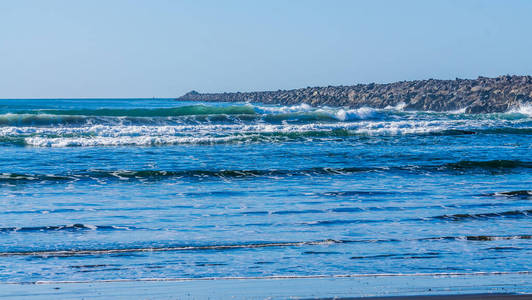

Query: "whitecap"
left=384, top=102, right=406, bottom=111
left=508, top=102, right=532, bottom=117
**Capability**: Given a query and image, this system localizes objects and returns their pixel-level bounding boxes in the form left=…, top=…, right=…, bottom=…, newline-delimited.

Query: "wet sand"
left=1, top=272, right=531, bottom=299
left=321, top=294, right=532, bottom=300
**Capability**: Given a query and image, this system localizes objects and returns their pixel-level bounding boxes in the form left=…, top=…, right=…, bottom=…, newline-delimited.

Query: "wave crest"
left=509, top=102, right=532, bottom=117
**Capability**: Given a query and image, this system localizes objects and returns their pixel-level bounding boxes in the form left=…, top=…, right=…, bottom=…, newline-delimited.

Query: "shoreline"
left=177, top=75, right=532, bottom=113
left=2, top=272, right=531, bottom=299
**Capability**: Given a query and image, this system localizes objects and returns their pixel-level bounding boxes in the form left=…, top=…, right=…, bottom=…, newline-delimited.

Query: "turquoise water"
left=0, top=99, right=531, bottom=283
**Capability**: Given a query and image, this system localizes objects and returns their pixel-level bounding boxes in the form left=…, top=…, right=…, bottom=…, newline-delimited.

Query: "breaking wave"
left=509, top=102, right=532, bottom=117
left=0, top=123, right=529, bottom=147
left=0, top=102, right=530, bottom=147
left=17, top=105, right=257, bottom=117
left=0, top=104, right=381, bottom=127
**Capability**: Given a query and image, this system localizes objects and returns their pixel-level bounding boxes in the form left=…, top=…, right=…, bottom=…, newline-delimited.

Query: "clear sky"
left=1, top=0, right=531, bottom=98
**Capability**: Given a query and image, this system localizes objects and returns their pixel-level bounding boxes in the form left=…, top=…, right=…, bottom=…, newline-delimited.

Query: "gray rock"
left=177, top=75, right=532, bottom=113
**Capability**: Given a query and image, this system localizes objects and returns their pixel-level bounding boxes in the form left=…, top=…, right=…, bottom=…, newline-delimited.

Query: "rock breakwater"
left=178, top=75, right=532, bottom=113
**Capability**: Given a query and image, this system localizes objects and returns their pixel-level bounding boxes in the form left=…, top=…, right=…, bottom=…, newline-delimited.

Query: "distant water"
left=0, top=98, right=531, bottom=283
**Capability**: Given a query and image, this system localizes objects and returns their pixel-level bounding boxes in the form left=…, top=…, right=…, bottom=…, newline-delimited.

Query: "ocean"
left=0, top=98, right=531, bottom=284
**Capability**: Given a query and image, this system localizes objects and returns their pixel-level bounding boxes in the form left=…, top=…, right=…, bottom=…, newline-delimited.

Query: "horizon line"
left=2, top=74, right=530, bottom=99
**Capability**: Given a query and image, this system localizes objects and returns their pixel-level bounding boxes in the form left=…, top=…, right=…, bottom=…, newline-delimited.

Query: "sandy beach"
left=1, top=272, right=531, bottom=299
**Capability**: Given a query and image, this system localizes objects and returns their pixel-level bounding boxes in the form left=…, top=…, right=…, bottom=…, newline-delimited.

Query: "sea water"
left=0, top=98, right=530, bottom=283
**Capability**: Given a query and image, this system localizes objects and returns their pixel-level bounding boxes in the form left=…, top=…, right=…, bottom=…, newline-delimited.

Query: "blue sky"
left=1, top=0, right=531, bottom=98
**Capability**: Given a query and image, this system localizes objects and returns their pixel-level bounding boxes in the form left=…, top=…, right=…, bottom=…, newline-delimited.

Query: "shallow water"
left=0, top=99, right=530, bottom=283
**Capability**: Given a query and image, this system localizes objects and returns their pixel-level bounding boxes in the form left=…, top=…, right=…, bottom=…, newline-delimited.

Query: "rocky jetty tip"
left=177, top=75, right=532, bottom=113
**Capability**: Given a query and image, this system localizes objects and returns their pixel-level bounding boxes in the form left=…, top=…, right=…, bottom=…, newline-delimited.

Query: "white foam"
left=509, top=102, right=532, bottom=117
left=332, top=107, right=377, bottom=121
left=384, top=102, right=406, bottom=111
left=85, top=224, right=97, bottom=230
left=254, top=103, right=313, bottom=114
left=0, top=110, right=526, bottom=147
left=24, top=135, right=247, bottom=147
left=254, top=104, right=378, bottom=121
left=448, top=107, right=467, bottom=114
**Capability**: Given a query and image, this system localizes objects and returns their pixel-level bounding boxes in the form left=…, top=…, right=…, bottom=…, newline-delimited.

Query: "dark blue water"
left=0, top=99, right=530, bottom=283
